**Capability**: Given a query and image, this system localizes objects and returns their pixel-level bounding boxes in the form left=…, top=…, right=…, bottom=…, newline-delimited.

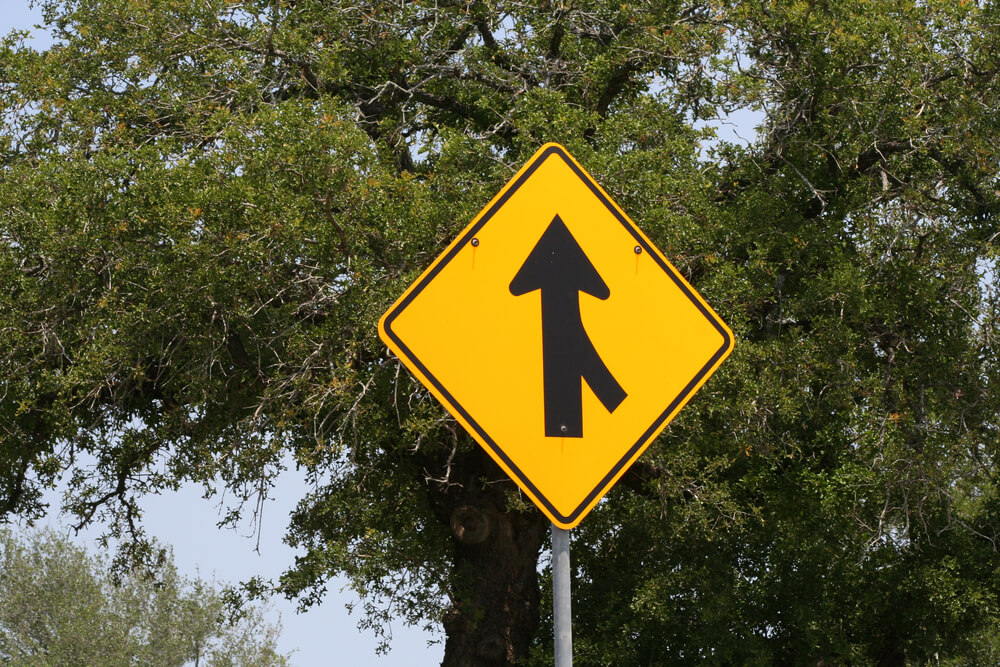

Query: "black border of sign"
left=381, top=144, right=733, bottom=525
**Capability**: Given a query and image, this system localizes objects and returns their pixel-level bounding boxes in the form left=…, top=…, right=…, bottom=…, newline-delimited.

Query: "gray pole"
left=552, top=524, right=572, bottom=667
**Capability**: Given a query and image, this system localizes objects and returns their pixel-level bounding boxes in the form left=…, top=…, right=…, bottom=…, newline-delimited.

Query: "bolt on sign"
left=379, top=143, right=734, bottom=529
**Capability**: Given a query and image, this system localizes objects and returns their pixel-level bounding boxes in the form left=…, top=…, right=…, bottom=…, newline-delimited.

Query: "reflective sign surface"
left=379, top=143, right=733, bottom=528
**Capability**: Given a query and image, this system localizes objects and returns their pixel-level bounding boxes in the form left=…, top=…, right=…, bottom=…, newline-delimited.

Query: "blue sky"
left=0, top=3, right=442, bottom=665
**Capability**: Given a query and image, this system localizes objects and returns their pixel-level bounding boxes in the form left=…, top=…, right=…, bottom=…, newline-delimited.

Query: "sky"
left=0, top=3, right=442, bottom=665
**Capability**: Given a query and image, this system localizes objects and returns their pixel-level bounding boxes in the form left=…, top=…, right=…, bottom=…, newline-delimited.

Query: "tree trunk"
left=430, top=447, right=548, bottom=667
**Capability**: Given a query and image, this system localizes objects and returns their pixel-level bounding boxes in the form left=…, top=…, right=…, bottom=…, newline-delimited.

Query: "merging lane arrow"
left=509, top=214, right=627, bottom=437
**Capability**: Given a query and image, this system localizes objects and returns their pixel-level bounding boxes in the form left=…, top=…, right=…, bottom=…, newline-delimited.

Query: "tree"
left=1, top=0, right=1000, bottom=664
left=0, top=527, right=288, bottom=666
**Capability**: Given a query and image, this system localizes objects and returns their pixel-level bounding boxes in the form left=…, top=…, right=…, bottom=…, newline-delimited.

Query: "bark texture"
left=431, top=448, right=548, bottom=667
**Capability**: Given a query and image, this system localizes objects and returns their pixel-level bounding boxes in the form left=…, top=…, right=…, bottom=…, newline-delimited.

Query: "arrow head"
left=509, top=215, right=610, bottom=299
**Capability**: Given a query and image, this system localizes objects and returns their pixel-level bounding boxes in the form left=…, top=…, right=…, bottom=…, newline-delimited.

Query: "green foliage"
left=0, top=527, right=288, bottom=666
left=2, top=0, right=1000, bottom=663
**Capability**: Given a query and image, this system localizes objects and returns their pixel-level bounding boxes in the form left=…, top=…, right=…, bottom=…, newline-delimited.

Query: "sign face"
left=379, top=143, right=733, bottom=529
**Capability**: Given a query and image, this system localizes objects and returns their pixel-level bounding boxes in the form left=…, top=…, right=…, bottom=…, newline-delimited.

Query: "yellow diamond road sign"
left=379, top=143, right=733, bottom=529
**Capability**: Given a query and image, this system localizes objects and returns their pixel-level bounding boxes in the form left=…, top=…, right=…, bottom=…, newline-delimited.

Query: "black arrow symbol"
left=509, top=214, right=627, bottom=438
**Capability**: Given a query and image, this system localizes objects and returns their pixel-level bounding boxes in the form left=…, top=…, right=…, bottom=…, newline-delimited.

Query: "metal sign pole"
left=552, top=523, right=573, bottom=667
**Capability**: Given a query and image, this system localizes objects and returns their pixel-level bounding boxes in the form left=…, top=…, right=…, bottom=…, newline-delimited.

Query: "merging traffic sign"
left=378, top=143, right=733, bottom=529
